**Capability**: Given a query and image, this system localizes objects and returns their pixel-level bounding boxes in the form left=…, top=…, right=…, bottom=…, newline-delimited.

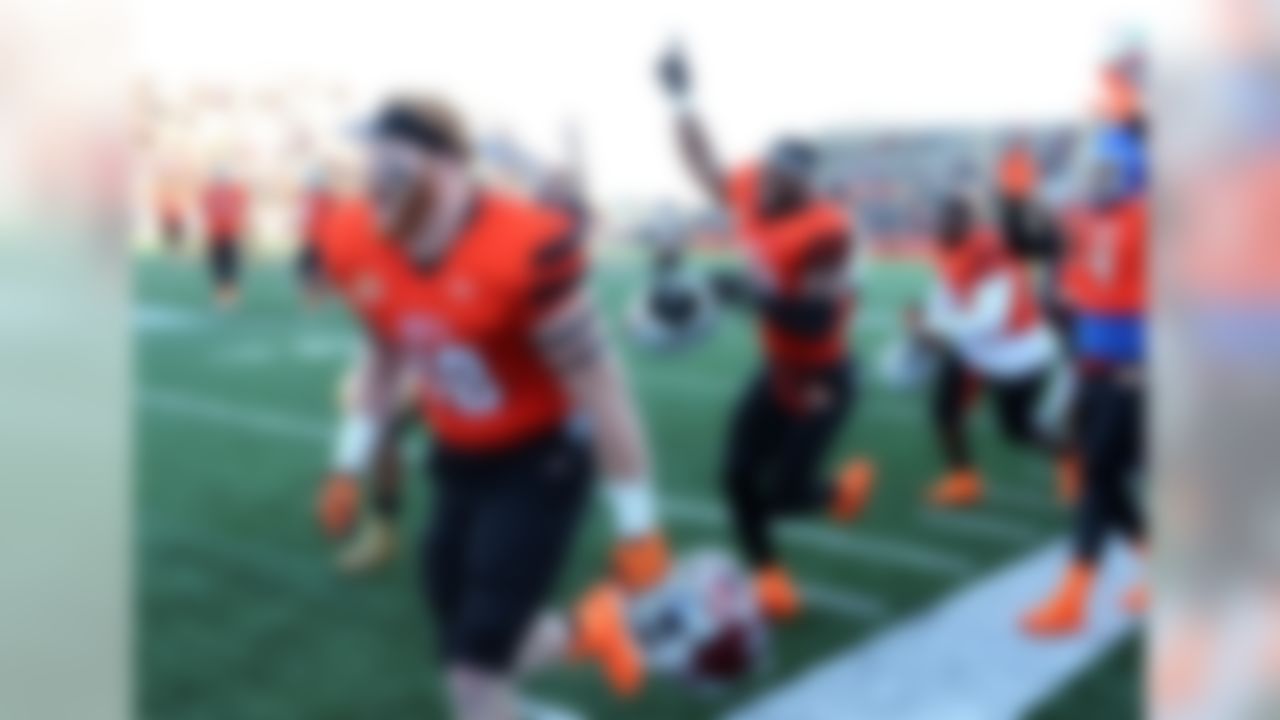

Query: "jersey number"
left=1088, top=224, right=1119, bottom=286
left=418, top=345, right=503, bottom=416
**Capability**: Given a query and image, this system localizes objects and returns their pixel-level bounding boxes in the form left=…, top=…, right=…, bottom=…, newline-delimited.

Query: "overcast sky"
left=135, top=0, right=1163, bottom=201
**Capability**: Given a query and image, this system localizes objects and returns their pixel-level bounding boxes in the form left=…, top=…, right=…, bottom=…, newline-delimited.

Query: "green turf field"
left=137, top=250, right=1139, bottom=719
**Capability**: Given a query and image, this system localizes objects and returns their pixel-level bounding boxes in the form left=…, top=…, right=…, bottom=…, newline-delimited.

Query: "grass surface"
left=136, top=251, right=1138, bottom=719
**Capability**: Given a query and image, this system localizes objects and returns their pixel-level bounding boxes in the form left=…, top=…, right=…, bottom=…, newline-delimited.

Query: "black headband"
left=372, top=104, right=464, bottom=157
left=765, top=139, right=818, bottom=178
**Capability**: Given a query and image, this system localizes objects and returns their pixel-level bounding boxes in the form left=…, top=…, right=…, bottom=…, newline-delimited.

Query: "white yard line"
left=800, top=582, right=888, bottom=622
left=727, top=540, right=1140, bottom=720
left=139, top=386, right=905, bottom=621
left=143, top=388, right=327, bottom=442
left=215, top=344, right=280, bottom=367
left=141, top=386, right=971, bottom=580
left=663, top=499, right=968, bottom=581
left=984, top=484, right=1063, bottom=515
left=919, top=509, right=1039, bottom=544
left=135, top=304, right=205, bottom=333
left=520, top=699, right=585, bottom=720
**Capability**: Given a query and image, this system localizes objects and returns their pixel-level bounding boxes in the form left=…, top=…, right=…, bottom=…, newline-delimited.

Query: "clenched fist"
left=317, top=473, right=361, bottom=538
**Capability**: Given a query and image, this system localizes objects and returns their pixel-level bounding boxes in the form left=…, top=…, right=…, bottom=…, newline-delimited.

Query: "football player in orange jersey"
left=1022, top=127, right=1148, bottom=637
left=912, top=193, right=1076, bottom=507
left=312, top=96, right=669, bottom=717
left=656, top=43, right=874, bottom=623
left=199, top=167, right=248, bottom=309
left=330, top=127, right=593, bottom=578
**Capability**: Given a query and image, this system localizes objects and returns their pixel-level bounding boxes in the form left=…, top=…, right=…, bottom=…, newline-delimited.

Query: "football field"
left=137, top=250, right=1140, bottom=719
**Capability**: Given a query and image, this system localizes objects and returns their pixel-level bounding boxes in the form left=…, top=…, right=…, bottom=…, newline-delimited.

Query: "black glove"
left=657, top=42, right=692, bottom=99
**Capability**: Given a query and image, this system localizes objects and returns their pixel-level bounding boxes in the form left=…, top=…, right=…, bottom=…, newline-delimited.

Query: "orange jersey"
left=155, top=184, right=184, bottom=222
left=318, top=192, right=585, bottom=452
left=998, top=145, right=1039, bottom=200
left=201, top=182, right=248, bottom=240
left=1061, top=199, right=1147, bottom=315
left=933, top=230, right=1041, bottom=335
left=727, top=164, right=852, bottom=368
left=301, top=190, right=335, bottom=245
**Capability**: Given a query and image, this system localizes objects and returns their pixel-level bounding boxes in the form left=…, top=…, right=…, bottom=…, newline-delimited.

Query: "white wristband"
left=331, top=413, right=379, bottom=476
left=672, top=93, right=697, bottom=119
left=604, top=479, right=659, bottom=540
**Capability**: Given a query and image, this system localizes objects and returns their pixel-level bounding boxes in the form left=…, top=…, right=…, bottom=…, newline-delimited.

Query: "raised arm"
left=657, top=42, right=727, bottom=204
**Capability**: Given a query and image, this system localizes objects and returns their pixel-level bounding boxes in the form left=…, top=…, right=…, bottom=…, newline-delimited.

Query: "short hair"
left=372, top=93, right=470, bottom=159
left=764, top=137, right=818, bottom=179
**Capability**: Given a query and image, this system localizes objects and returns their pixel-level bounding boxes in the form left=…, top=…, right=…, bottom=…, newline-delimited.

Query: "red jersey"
left=727, top=164, right=852, bottom=368
left=998, top=145, right=1039, bottom=200
left=201, top=182, right=248, bottom=241
left=933, top=230, right=1041, bottom=335
left=1060, top=199, right=1147, bottom=315
left=301, top=190, right=335, bottom=245
left=155, top=184, right=183, bottom=223
left=318, top=191, right=584, bottom=452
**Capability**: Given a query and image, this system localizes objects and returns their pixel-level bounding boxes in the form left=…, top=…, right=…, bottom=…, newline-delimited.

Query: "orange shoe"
left=1022, top=563, right=1095, bottom=637
left=1056, top=455, right=1081, bottom=506
left=571, top=584, right=644, bottom=696
left=928, top=469, right=983, bottom=508
left=829, top=458, right=875, bottom=523
left=612, top=534, right=671, bottom=593
left=755, top=565, right=802, bottom=622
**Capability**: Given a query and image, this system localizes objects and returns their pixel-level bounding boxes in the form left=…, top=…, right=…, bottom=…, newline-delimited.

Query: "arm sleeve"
left=525, top=215, right=589, bottom=323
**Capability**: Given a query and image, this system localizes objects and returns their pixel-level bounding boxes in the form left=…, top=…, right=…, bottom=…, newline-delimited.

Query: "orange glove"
left=612, top=533, right=671, bottom=592
left=317, top=473, right=360, bottom=538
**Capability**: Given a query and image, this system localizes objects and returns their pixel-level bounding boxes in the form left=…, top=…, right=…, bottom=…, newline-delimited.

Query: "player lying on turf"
left=910, top=193, right=1079, bottom=508
left=311, top=96, right=672, bottom=717
left=655, top=42, right=874, bottom=623
left=1022, top=125, right=1147, bottom=637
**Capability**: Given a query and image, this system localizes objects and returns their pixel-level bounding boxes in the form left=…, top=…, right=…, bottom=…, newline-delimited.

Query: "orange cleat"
left=1022, top=562, right=1095, bottom=637
left=755, top=565, right=802, bottom=623
left=928, top=469, right=983, bottom=508
left=612, top=533, right=671, bottom=593
left=830, top=458, right=875, bottom=523
left=1056, top=455, right=1081, bottom=506
left=571, top=584, right=645, bottom=697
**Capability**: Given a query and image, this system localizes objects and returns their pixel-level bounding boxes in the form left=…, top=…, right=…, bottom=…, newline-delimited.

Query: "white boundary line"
left=727, top=539, right=1140, bottom=720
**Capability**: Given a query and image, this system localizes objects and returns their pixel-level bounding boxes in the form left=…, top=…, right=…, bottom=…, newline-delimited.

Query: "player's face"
left=759, top=169, right=810, bottom=217
left=938, top=199, right=973, bottom=248
left=367, top=138, right=438, bottom=242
